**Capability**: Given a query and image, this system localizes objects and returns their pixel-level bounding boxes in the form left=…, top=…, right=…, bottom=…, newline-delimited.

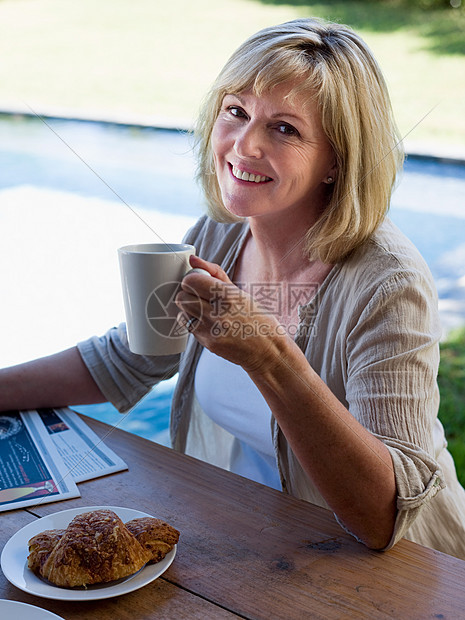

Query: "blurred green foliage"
left=372, top=0, right=459, bottom=8
left=438, top=327, right=465, bottom=485
left=392, top=0, right=460, bottom=8
left=254, top=0, right=465, bottom=55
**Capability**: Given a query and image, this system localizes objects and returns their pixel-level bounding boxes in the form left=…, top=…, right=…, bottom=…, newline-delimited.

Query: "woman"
left=2, top=18, right=465, bottom=557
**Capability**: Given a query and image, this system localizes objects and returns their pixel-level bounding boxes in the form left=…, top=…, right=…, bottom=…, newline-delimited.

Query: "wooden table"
left=1, top=415, right=465, bottom=619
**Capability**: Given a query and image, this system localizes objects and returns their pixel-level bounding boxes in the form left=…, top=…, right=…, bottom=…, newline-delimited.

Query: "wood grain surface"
left=1, top=414, right=465, bottom=619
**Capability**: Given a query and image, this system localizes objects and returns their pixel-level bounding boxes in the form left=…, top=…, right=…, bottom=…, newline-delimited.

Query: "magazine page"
left=37, top=407, right=128, bottom=483
left=0, top=410, right=80, bottom=512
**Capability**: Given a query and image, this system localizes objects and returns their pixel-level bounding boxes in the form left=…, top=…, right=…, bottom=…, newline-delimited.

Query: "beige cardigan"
left=78, top=215, right=465, bottom=559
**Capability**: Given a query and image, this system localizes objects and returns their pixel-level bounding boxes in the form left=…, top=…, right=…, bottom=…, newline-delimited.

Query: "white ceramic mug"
left=118, top=243, right=196, bottom=355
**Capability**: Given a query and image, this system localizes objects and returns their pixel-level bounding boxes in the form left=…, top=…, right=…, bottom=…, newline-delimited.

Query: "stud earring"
left=326, top=176, right=334, bottom=184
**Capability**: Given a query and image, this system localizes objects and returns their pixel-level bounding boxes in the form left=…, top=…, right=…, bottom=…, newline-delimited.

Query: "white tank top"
left=194, top=347, right=281, bottom=490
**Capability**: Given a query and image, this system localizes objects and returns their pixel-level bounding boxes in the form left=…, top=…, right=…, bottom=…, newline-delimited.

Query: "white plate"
left=0, top=600, right=64, bottom=619
left=1, top=506, right=177, bottom=601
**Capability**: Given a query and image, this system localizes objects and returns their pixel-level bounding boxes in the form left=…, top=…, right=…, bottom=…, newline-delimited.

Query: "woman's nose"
left=233, top=123, right=264, bottom=159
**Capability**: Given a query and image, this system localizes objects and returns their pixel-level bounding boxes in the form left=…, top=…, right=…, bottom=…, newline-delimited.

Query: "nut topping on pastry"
left=27, top=529, right=66, bottom=574
left=125, top=517, right=180, bottom=563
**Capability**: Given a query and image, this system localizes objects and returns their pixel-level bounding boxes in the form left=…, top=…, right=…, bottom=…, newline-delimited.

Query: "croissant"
left=27, top=509, right=179, bottom=588
left=126, top=517, right=180, bottom=563
left=27, top=528, right=65, bottom=574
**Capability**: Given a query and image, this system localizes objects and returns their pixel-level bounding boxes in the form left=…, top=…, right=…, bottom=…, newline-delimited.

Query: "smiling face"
left=210, top=81, right=336, bottom=226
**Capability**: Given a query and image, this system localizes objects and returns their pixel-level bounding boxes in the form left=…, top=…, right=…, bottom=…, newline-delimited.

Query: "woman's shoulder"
left=345, top=218, right=434, bottom=283
left=329, top=218, right=438, bottom=313
left=183, top=215, right=248, bottom=264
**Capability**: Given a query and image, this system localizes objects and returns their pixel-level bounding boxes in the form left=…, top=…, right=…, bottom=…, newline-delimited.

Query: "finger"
left=189, top=255, right=231, bottom=283
left=176, top=290, right=201, bottom=317
left=176, top=291, right=211, bottom=321
left=176, top=311, right=200, bottom=333
left=184, top=267, right=211, bottom=277
left=179, top=274, right=212, bottom=304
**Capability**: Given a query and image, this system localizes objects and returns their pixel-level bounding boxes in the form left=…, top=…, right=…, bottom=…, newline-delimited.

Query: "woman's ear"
left=324, top=161, right=338, bottom=185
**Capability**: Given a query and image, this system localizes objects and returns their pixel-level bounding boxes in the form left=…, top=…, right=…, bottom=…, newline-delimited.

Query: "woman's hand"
left=176, top=255, right=286, bottom=373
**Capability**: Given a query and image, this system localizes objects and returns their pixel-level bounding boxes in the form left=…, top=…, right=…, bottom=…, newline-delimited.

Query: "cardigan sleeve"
left=344, top=266, right=445, bottom=548
left=77, top=322, right=180, bottom=413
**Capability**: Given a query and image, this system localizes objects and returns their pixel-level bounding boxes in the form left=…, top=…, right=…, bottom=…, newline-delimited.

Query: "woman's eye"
left=277, top=123, right=298, bottom=136
left=228, top=106, right=247, bottom=119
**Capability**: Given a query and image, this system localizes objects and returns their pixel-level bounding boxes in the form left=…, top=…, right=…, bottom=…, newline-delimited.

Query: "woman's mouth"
left=231, top=165, right=272, bottom=184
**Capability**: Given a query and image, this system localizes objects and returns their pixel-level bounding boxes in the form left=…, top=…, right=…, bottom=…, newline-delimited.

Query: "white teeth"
left=232, top=166, right=270, bottom=183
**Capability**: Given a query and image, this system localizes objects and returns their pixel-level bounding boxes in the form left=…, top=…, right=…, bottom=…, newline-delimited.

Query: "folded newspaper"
left=0, top=407, right=127, bottom=512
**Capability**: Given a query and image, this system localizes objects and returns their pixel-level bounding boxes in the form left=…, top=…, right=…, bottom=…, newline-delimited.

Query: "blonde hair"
left=194, top=18, right=404, bottom=263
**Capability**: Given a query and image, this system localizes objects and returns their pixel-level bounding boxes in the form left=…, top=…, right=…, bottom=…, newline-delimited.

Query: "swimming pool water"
left=73, top=377, right=176, bottom=447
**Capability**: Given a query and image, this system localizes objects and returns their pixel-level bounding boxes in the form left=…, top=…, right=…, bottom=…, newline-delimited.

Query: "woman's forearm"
left=0, top=346, right=106, bottom=412
left=248, top=336, right=397, bottom=550
left=177, top=258, right=397, bottom=547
